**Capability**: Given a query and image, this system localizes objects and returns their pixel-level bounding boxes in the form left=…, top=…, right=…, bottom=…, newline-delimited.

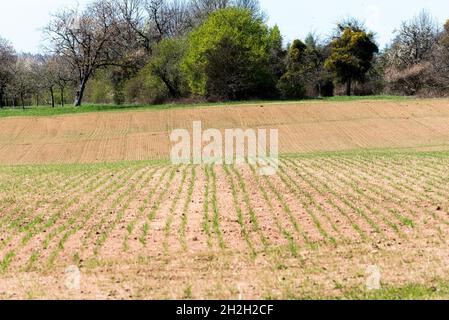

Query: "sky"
left=0, top=0, right=448, bottom=53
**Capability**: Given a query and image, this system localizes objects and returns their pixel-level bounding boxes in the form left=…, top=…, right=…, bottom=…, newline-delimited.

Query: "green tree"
left=150, top=38, right=188, bottom=98
left=183, top=7, right=277, bottom=100
left=277, top=39, right=307, bottom=99
left=303, top=34, right=334, bottom=97
left=277, top=35, right=334, bottom=99
left=325, top=21, right=378, bottom=96
left=267, top=25, right=287, bottom=94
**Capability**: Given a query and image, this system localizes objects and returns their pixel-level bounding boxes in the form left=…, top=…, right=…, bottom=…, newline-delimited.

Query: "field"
left=1, top=98, right=449, bottom=299
left=2, top=98, right=449, bottom=164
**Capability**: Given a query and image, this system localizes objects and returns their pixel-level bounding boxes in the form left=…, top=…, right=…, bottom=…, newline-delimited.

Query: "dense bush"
left=183, top=7, right=280, bottom=100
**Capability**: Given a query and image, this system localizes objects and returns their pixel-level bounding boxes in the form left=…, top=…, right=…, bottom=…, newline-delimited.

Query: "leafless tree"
left=429, top=20, right=449, bottom=93
left=385, top=11, right=439, bottom=95
left=233, top=0, right=261, bottom=16
left=0, top=37, right=17, bottom=107
left=189, top=0, right=230, bottom=23
left=388, top=11, right=439, bottom=69
left=114, top=0, right=192, bottom=54
left=50, top=56, right=75, bottom=107
left=8, top=55, right=34, bottom=108
left=113, top=0, right=261, bottom=55
left=35, top=55, right=73, bottom=108
left=113, top=0, right=152, bottom=51
left=46, top=1, right=126, bottom=106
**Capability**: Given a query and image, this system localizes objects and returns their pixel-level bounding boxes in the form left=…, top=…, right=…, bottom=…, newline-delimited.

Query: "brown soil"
left=2, top=99, right=449, bottom=164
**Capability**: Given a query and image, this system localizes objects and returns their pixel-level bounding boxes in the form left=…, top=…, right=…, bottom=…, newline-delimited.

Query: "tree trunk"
left=346, top=78, right=352, bottom=96
left=21, top=93, right=25, bottom=109
left=160, top=75, right=180, bottom=98
left=0, top=91, right=3, bottom=108
left=60, top=87, right=65, bottom=107
left=74, top=77, right=88, bottom=107
left=50, top=87, right=55, bottom=108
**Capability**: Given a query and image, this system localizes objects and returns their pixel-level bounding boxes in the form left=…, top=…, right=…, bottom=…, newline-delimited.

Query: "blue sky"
left=1, top=0, right=448, bottom=53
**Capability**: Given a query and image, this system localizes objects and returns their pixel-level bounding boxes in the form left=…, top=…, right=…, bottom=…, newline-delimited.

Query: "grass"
left=337, top=280, right=449, bottom=300
left=209, top=166, right=226, bottom=250
left=248, top=164, right=299, bottom=257
left=179, top=167, right=196, bottom=251
left=261, top=170, right=311, bottom=246
left=0, top=95, right=411, bottom=118
left=223, top=165, right=257, bottom=257
left=163, top=167, right=188, bottom=254
left=139, top=166, right=178, bottom=246
left=202, top=166, right=213, bottom=249
left=231, top=165, right=268, bottom=249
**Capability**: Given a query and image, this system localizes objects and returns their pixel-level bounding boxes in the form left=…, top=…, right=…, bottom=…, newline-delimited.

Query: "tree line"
left=0, top=1, right=448, bottom=108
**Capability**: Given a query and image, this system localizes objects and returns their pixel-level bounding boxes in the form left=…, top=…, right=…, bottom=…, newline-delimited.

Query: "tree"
left=46, top=0, right=127, bottom=106
left=50, top=56, right=75, bottom=107
left=113, top=0, right=153, bottom=52
left=426, top=20, right=449, bottom=94
left=389, top=11, right=438, bottom=69
left=267, top=25, right=286, bottom=96
left=38, top=55, right=69, bottom=108
left=189, top=0, right=262, bottom=23
left=325, top=20, right=378, bottom=96
left=183, top=7, right=276, bottom=100
left=150, top=37, right=188, bottom=98
left=189, top=0, right=232, bottom=23
left=203, top=36, right=254, bottom=100
left=0, top=37, right=16, bottom=108
left=233, top=0, right=261, bottom=16
left=9, top=55, right=34, bottom=108
left=114, top=0, right=193, bottom=54
left=277, top=39, right=307, bottom=99
left=303, top=34, right=334, bottom=97
left=277, top=35, right=333, bottom=99
left=28, top=54, right=48, bottom=106
left=384, top=11, right=439, bottom=95
left=441, top=20, right=449, bottom=48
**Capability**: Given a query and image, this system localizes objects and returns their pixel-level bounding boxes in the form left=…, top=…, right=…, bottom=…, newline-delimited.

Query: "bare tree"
left=189, top=0, right=231, bottom=23
left=37, top=55, right=69, bottom=108
left=429, top=20, right=449, bottom=93
left=9, top=55, right=34, bottom=109
left=233, top=0, right=262, bottom=17
left=51, top=56, right=75, bottom=107
left=114, top=0, right=192, bottom=54
left=113, top=0, right=152, bottom=51
left=46, top=1, right=125, bottom=106
left=0, top=37, right=16, bottom=108
left=28, top=54, right=48, bottom=106
left=388, top=11, right=439, bottom=68
left=385, top=11, right=439, bottom=95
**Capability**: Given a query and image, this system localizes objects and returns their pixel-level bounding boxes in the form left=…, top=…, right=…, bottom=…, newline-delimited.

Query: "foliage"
left=278, top=36, right=333, bottom=99
left=149, top=38, right=189, bottom=98
left=277, top=40, right=307, bottom=99
left=124, top=62, right=169, bottom=104
left=3, top=1, right=449, bottom=108
left=183, top=7, right=277, bottom=100
left=325, top=21, right=379, bottom=96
